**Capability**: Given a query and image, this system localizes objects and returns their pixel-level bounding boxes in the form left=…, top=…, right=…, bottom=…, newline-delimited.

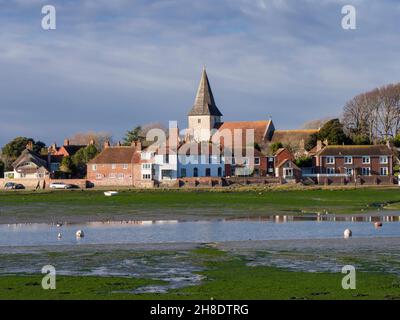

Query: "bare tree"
left=342, top=83, right=400, bottom=143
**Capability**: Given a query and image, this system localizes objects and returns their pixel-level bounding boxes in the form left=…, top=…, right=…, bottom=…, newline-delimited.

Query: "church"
left=87, top=68, right=317, bottom=187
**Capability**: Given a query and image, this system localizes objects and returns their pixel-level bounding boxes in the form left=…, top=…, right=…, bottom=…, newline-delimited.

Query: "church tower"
left=188, top=68, right=223, bottom=141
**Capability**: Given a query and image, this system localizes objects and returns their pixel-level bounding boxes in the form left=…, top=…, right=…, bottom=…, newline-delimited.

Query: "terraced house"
left=310, top=145, right=394, bottom=185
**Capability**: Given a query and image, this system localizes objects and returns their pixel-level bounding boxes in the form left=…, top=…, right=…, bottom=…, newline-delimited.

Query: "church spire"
left=188, top=68, right=223, bottom=117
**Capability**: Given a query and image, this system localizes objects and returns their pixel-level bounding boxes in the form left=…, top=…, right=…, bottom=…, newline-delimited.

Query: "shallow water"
left=0, top=215, right=399, bottom=246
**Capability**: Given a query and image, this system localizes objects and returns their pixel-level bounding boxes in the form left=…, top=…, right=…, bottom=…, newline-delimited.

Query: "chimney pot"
left=64, top=139, right=70, bottom=146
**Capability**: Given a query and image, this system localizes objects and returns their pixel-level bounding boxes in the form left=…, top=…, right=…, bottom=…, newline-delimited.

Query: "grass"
left=1, top=187, right=400, bottom=222
left=1, top=248, right=399, bottom=300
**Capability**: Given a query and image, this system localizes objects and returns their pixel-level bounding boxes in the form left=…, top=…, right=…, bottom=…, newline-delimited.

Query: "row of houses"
left=4, top=68, right=397, bottom=187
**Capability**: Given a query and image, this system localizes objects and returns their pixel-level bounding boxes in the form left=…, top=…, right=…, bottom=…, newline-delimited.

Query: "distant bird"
left=374, top=222, right=383, bottom=228
left=57, top=233, right=62, bottom=239
left=56, top=222, right=63, bottom=227
left=76, top=230, right=84, bottom=238
left=344, top=229, right=352, bottom=239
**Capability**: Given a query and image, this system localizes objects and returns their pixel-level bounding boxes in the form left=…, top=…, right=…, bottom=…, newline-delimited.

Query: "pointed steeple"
left=188, top=68, right=223, bottom=117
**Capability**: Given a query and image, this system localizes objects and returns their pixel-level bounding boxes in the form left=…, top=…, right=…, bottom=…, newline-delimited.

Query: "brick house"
left=87, top=141, right=143, bottom=187
left=312, top=145, right=394, bottom=184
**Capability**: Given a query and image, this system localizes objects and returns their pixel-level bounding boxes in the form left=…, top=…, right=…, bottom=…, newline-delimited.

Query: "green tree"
left=269, top=142, right=283, bottom=154
left=352, top=134, right=371, bottom=145
left=123, top=126, right=142, bottom=146
left=305, top=133, right=318, bottom=151
left=72, top=144, right=99, bottom=177
left=317, top=119, right=351, bottom=145
left=295, top=156, right=313, bottom=168
left=60, top=156, right=74, bottom=175
left=0, top=159, right=4, bottom=178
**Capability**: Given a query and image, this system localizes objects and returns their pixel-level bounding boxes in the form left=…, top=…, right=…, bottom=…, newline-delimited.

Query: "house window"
left=118, top=173, right=124, bottom=179
left=111, top=164, right=116, bottom=169
left=164, top=154, right=170, bottom=164
left=326, top=156, right=335, bottom=164
left=344, top=156, right=352, bottom=164
left=254, top=157, right=260, bottom=165
left=268, top=157, right=274, bottom=162
left=142, top=163, right=151, bottom=170
left=345, top=168, right=353, bottom=176
left=380, top=167, right=388, bottom=176
left=362, top=156, right=370, bottom=164
left=380, top=156, right=388, bottom=164
left=92, top=165, right=97, bottom=171
left=181, top=168, right=186, bottom=177
left=109, top=173, right=116, bottom=179
left=193, top=167, right=198, bottom=177
left=96, top=173, right=102, bottom=180
left=142, top=174, right=151, bottom=180
left=326, top=168, right=335, bottom=174
left=123, top=164, right=128, bottom=170
left=197, top=119, right=201, bottom=124
left=268, top=168, right=273, bottom=173
left=218, top=167, right=222, bottom=177
left=362, top=167, right=371, bottom=176
left=205, top=168, right=211, bottom=177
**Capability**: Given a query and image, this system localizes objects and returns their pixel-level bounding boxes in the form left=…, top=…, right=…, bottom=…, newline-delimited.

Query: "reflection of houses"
left=6, top=142, right=50, bottom=179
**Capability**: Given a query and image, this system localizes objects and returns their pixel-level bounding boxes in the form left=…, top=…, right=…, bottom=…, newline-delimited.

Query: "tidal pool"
left=0, top=215, right=399, bottom=246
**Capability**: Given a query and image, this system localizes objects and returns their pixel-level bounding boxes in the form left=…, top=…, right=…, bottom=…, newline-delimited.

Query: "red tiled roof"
left=215, top=120, right=271, bottom=146
left=88, top=147, right=136, bottom=164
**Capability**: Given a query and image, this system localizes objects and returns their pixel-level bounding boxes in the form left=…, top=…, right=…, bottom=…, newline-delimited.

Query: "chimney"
left=26, top=141, right=33, bottom=151
left=117, top=141, right=122, bottom=147
left=316, top=140, right=323, bottom=152
left=64, top=139, right=70, bottom=146
left=386, top=140, right=392, bottom=149
left=104, top=140, right=110, bottom=149
left=135, top=141, right=142, bottom=151
left=89, top=139, right=95, bottom=146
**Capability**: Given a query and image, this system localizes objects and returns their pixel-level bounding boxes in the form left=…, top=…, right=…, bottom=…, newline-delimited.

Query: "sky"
left=1, top=0, right=400, bottom=147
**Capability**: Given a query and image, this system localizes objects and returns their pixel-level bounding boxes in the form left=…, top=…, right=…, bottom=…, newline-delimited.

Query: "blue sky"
left=1, top=0, right=400, bottom=146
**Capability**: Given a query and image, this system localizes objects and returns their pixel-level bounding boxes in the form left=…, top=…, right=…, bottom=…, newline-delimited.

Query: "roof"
left=215, top=120, right=271, bottom=146
left=188, top=68, right=223, bottom=117
left=316, top=145, right=393, bottom=156
left=270, top=130, right=318, bottom=145
left=88, top=147, right=137, bottom=164
left=62, top=145, right=86, bottom=155
left=276, top=158, right=300, bottom=169
left=12, top=149, right=48, bottom=169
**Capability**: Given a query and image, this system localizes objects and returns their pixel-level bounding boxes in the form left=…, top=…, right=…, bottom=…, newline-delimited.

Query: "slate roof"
left=188, top=68, right=223, bottom=117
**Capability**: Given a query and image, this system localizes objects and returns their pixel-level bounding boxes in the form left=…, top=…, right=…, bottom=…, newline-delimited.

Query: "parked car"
left=49, top=182, right=73, bottom=189
left=4, top=182, right=25, bottom=190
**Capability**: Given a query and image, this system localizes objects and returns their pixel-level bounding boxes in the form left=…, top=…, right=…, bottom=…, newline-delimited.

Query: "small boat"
left=104, top=191, right=119, bottom=197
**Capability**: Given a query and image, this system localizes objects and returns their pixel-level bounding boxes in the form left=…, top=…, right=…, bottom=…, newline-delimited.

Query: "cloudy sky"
left=1, top=0, right=400, bottom=146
